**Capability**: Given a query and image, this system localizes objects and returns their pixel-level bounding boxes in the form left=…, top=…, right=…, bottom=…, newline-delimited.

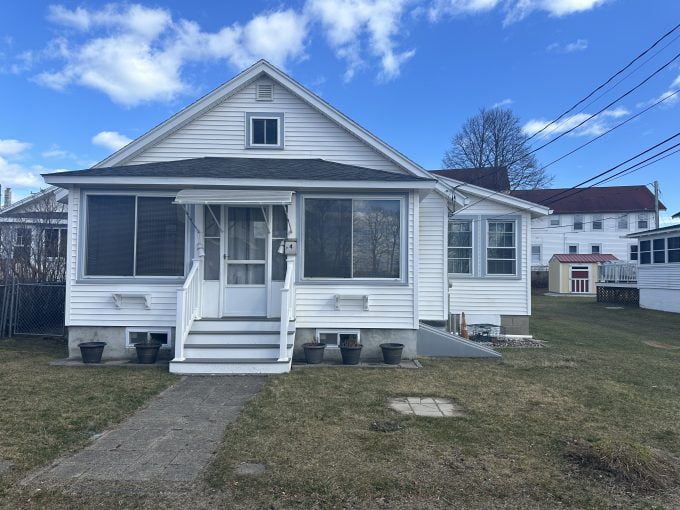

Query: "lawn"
left=0, top=338, right=178, bottom=497
left=2, top=296, right=680, bottom=509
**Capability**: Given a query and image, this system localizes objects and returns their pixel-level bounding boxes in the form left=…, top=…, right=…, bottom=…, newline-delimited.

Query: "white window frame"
left=300, top=194, right=407, bottom=283
left=125, top=327, right=173, bottom=349
left=629, top=244, right=638, bottom=261
left=44, top=227, right=67, bottom=259
left=246, top=113, right=283, bottom=149
left=531, top=244, right=542, bottom=265
left=315, top=329, right=360, bottom=349
left=591, top=214, right=603, bottom=231
left=568, top=244, right=579, bottom=254
left=590, top=244, right=602, bottom=254
left=668, top=236, right=680, bottom=263
left=448, top=219, right=474, bottom=276
left=652, top=238, right=666, bottom=264
left=81, top=191, right=189, bottom=280
left=617, top=214, right=629, bottom=231
left=549, top=216, right=561, bottom=227
left=637, top=214, right=649, bottom=230
left=573, top=215, right=584, bottom=231
left=485, top=219, right=518, bottom=277
left=639, top=240, right=651, bottom=264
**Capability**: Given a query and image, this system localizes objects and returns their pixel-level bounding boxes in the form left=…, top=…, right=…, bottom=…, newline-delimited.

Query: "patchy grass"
left=3, top=295, right=680, bottom=509
left=0, top=337, right=177, bottom=496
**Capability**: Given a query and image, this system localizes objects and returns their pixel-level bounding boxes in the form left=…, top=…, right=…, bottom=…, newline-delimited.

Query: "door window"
left=227, top=207, right=266, bottom=285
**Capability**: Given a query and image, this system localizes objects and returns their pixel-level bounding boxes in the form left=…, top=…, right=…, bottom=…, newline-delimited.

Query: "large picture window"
left=303, top=197, right=402, bottom=280
left=487, top=220, right=517, bottom=275
left=448, top=220, right=473, bottom=274
left=85, top=195, right=185, bottom=277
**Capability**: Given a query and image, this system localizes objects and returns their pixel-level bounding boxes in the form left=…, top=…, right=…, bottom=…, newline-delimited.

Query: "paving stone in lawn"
left=388, top=397, right=465, bottom=417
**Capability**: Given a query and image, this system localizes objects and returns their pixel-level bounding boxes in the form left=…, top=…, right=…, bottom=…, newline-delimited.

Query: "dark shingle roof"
left=431, top=167, right=510, bottom=192
left=45, top=157, right=431, bottom=182
left=510, top=186, right=665, bottom=213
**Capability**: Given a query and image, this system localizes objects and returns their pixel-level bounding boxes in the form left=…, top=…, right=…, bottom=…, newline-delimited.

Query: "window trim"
left=315, top=329, right=360, bottom=349
left=668, top=236, right=680, bottom=263
left=482, top=217, right=521, bottom=279
left=637, top=213, right=649, bottom=230
left=549, top=216, right=561, bottom=227
left=298, top=193, right=408, bottom=285
left=629, top=244, right=638, bottom=262
left=591, top=214, right=603, bottom=231
left=590, top=244, right=602, bottom=254
left=78, top=190, right=189, bottom=283
left=568, top=244, right=579, bottom=254
left=448, top=219, right=475, bottom=276
left=639, top=240, right=651, bottom=265
left=125, top=327, right=173, bottom=349
left=44, top=227, right=67, bottom=259
left=652, top=238, right=666, bottom=264
left=573, top=214, right=584, bottom=231
left=245, top=112, right=284, bottom=149
left=617, top=214, right=629, bottom=231
left=531, top=244, right=542, bottom=265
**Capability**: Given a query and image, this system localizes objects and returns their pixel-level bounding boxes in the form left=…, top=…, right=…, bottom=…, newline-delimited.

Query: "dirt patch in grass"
left=642, top=340, right=680, bottom=350
left=565, top=438, right=680, bottom=491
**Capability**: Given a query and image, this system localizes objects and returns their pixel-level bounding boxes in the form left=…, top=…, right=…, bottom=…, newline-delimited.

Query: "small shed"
left=549, top=254, right=618, bottom=295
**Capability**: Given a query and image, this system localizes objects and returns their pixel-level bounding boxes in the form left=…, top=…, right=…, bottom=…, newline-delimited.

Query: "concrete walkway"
left=26, top=376, right=265, bottom=484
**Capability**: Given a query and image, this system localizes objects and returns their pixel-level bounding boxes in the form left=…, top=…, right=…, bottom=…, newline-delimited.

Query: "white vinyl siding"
left=126, top=79, right=405, bottom=174
left=418, top=192, right=447, bottom=321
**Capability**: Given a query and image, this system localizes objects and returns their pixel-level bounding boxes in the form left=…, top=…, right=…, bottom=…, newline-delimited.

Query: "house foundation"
left=67, top=326, right=174, bottom=361
left=293, top=328, right=417, bottom=362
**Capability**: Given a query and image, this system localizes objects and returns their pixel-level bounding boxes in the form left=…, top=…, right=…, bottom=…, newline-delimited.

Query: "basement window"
left=316, top=330, right=360, bottom=348
left=126, top=328, right=172, bottom=349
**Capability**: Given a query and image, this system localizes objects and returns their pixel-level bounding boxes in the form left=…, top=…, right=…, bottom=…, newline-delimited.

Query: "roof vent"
left=256, top=83, right=273, bottom=101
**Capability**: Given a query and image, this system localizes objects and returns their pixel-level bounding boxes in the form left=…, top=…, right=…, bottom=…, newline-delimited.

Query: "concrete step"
left=170, top=358, right=292, bottom=375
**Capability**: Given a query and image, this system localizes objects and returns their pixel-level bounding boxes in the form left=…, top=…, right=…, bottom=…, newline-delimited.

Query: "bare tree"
left=0, top=191, right=67, bottom=283
left=442, top=107, right=553, bottom=190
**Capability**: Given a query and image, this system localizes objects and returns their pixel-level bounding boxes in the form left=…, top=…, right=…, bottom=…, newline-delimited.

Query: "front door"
left=224, top=207, right=268, bottom=316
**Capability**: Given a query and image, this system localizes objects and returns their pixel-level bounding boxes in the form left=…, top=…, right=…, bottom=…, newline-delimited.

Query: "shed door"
left=570, top=265, right=590, bottom=293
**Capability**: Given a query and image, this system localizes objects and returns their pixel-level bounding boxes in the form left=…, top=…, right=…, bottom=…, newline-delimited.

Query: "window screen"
left=304, top=198, right=352, bottom=278
left=86, top=195, right=135, bottom=276
left=668, top=237, right=680, bottom=263
left=136, top=197, right=185, bottom=276
left=640, top=240, right=651, bottom=264
left=653, top=238, right=665, bottom=264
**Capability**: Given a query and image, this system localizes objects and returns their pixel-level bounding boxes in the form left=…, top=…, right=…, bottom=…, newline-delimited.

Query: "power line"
left=526, top=23, right=680, bottom=141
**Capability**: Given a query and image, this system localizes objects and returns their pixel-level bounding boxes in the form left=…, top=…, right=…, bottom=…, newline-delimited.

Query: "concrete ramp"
left=418, top=323, right=501, bottom=358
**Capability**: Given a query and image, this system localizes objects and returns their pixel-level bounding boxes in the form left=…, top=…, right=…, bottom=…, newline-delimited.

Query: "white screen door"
left=224, top=207, right=267, bottom=316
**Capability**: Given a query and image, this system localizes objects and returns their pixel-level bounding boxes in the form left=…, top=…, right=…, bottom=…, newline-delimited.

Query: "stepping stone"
left=388, top=397, right=465, bottom=417
left=235, top=462, right=266, bottom=476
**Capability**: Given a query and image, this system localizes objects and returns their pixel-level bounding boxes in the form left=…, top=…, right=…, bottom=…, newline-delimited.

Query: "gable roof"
left=0, top=187, right=57, bottom=215
left=510, top=185, right=664, bottom=214
left=45, top=157, right=429, bottom=182
left=673, top=211, right=680, bottom=219
left=551, top=254, right=618, bottom=263
left=431, top=167, right=509, bottom=192
left=93, top=60, right=434, bottom=181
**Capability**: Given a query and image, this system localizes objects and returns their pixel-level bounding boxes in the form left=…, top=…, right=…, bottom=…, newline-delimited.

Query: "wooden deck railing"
left=174, top=259, right=201, bottom=361
left=597, top=261, right=637, bottom=284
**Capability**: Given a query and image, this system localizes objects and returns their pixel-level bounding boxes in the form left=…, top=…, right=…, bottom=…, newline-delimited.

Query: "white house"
left=43, top=60, right=548, bottom=375
left=627, top=224, right=680, bottom=313
left=511, top=186, right=663, bottom=269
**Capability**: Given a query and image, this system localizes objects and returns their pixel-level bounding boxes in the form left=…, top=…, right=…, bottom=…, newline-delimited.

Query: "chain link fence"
left=0, top=282, right=66, bottom=338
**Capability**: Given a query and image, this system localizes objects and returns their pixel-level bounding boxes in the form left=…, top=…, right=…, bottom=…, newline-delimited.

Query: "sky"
left=0, top=0, right=679, bottom=222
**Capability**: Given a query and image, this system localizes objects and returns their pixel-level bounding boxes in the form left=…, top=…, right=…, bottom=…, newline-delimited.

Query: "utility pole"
left=654, top=180, right=660, bottom=229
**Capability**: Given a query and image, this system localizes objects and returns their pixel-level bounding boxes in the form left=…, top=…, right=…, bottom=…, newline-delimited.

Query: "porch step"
left=186, top=343, right=294, bottom=349
left=185, top=332, right=295, bottom=345
left=191, top=319, right=291, bottom=333
left=170, top=358, right=292, bottom=375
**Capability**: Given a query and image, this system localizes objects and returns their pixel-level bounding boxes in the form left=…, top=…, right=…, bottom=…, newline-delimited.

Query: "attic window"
left=256, top=83, right=273, bottom=101
left=245, top=112, right=284, bottom=149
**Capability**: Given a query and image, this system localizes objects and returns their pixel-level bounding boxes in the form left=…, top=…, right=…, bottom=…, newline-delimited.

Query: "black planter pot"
left=340, top=345, right=363, bottom=365
left=303, top=343, right=326, bottom=364
left=134, top=343, right=161, bottom=364
left=79, top=342, right=106, bottom=364
left=380, top=343, right=404, bottom=365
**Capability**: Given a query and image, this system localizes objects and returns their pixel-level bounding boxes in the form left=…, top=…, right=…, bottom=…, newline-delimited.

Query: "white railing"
left=175, top=259, right=202, bottom=361
left=598, top=261, right=637, bottom=284
left=278, top=255, right=296, bottom=361
left=570, top=278, right=590, bottom=293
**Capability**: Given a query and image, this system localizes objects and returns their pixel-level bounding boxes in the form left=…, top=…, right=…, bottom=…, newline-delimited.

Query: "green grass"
left=204, top=295, right=680, bottom=509
left=0, top=337, right=177, bottom=495
left=2, top=296, right=680, bottom=509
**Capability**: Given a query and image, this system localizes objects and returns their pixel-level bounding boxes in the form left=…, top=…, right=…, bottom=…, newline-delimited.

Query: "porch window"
left=448, top=220, right=473, bottom=274
left=303, top=197, right=402, bottom=280
left=486, top=220, right=517, bottom=275
left=668, top=237, right=680, bottom=263
left=639, top=240, right=651, bottom=264
left=653, top=238, right=665, bottom=264
left=85, top=195, right=185, bottom=277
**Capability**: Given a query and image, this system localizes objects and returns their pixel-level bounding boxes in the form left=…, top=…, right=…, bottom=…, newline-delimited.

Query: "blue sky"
left=1, top=0, right=679, bottom=221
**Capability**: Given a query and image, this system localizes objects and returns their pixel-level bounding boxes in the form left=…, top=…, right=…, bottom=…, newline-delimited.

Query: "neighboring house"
left=548, top=253, right=617, bottom=295
left=43, top=60, right=548, bottom=375
left=0, top=187, right=68, bottom=282
left=626, top=224, right=680, bottom=313
left=431, top=167, right=510, bottom=192
left=673, top=211, right=680, bottom=220
left=511, top=186, right=664, bottom=270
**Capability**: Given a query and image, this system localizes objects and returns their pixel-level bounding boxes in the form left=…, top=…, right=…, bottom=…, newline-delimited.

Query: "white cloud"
left=307, top=0, right=416, bottom=81
left=0, top=156, right=43, bottom=188
left=0, top=139, right=31, bottom=156
left=431, top=0, right=608, bottom=23
left=492, top=98, right=513, bottom=108
left=523, top=107, right=629, bottom=137
left=92, top=131, right=133, bottom=151
left=547, top=38, right=588, bottom=53
left=638, top=73, right=680, bottom=108
left=37, top=4, right=308, bottom=106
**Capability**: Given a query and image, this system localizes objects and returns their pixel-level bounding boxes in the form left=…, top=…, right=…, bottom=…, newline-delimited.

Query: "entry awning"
left=173, top=189, right=294, bottom=205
